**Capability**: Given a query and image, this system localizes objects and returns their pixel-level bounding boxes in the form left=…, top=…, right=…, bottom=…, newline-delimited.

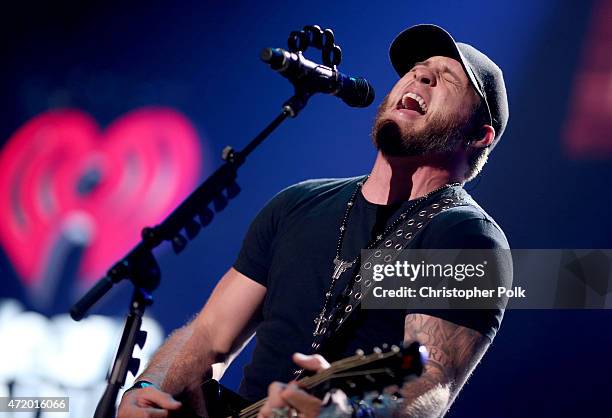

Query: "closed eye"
left=443, top=76, right=461, bottom=86
left=413, top=61, right=463, bottom=86
left=441, top=66, right=462, bottom=86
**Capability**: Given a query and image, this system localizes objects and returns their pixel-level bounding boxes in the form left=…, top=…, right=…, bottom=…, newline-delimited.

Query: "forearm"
left=138, top=322, right=221, bottom=395
left=395, top=375, right=451, bottom=418
left=136, top=270, right=265, bottom=396
left=396, top=314, right=490, bottom=418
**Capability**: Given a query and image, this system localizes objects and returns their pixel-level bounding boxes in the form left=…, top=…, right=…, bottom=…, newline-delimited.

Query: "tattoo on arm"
left=399, top=313, right=490, bottom=416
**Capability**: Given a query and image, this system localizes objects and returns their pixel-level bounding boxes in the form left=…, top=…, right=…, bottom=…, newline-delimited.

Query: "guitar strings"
left=236, top=349, right=403, bottom=418
left=238, top=354, right=369, bottom=417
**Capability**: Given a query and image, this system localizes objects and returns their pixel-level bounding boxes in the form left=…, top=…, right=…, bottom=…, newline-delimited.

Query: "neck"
left=362, top=151, right=464, bottom=205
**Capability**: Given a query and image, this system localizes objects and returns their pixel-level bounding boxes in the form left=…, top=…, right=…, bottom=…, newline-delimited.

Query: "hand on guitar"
left=117, top=385, right=182, bottom=418
left=258, top=353, right=331, bottom=418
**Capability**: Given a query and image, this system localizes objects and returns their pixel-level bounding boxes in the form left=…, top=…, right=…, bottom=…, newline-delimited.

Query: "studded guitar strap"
left=308, top=190, right=468, bottom=354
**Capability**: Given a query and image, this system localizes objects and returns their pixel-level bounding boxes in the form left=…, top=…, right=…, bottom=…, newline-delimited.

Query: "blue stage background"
left=1, top=1, right=611, bottom=416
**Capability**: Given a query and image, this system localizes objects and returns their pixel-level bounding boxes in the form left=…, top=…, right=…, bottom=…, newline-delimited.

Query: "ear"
left=468, top=124, right=495, bottom=149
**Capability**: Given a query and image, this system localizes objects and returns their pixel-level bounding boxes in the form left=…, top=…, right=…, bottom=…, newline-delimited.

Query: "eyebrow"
left=413, top=60, right=463, bottom=84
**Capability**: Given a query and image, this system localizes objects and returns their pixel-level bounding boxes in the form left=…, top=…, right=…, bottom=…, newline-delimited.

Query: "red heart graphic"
left=0, top=108, right=202, bottom=291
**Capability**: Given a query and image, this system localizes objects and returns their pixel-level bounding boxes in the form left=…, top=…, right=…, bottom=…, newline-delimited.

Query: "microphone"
left=261, top=47, right=375, bottom=108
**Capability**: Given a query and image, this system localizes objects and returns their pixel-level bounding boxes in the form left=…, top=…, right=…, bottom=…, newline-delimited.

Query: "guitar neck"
left=188, top=342, right=426, bottom=418
left=236, top=347, right=413, bottom=418
left=234, top=374, right=324, bottom=418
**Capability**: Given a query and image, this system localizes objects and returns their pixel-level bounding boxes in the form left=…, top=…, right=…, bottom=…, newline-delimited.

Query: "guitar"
left=173, top=341, right=428, bottom=418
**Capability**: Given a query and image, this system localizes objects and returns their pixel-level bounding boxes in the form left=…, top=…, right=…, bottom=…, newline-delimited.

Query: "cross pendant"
left=332, top=257, right=355, bottom=280
left=313, top=311, right=327, bottom=336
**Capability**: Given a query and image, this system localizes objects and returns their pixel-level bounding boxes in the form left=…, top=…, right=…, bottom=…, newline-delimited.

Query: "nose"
left=413, top=67, right=436, bottom=87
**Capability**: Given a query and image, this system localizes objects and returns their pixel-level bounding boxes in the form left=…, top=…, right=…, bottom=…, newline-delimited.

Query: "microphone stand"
left=71, top=89, right=313, bottom=418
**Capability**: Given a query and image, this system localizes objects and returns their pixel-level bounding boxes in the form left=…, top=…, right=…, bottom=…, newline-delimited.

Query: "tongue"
left=403, top=97, right=423, bottom=114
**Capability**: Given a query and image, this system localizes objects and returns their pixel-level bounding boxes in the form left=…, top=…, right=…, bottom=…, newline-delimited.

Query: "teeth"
left=402, top=92, right=428, bottom=113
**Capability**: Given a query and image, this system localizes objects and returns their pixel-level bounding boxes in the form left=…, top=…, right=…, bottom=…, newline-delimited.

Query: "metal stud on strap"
left=308, top=193, right=466, bottom=359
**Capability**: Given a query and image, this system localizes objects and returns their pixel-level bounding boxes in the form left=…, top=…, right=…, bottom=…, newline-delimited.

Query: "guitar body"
left=170, top=380, right=250, bottom=418
left=201, top=379, right=251, bottom=418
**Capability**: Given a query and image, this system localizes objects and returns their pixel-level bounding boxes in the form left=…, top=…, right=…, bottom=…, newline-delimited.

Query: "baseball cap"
left=389, top=24, right=509, bottom=149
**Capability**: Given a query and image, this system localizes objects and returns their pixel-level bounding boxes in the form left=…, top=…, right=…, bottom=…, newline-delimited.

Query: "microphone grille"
left=343, top=77, right=375, bottom=108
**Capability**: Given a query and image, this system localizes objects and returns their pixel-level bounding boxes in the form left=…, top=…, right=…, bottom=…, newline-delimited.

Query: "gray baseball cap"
left=389, top=24, right=509, bottom=149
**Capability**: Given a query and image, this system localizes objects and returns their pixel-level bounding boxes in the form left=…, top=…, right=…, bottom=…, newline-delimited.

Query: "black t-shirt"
left=233, top=176, right=510, bottom=401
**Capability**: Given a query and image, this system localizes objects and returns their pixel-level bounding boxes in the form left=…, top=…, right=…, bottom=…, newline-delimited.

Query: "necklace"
left=312, top=177, right=460, bottom=337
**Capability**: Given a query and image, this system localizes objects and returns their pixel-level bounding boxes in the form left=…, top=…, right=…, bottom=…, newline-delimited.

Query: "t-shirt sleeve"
left=233, top=186, right=295, bottom=287
left=407, top=212, right=512, bottom=342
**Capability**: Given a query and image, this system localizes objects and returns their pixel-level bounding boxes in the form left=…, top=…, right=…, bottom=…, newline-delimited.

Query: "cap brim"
left=389, top=24, right=487, bottom=103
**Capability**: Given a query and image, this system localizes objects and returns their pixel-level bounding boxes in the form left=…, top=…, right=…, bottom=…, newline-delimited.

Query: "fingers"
left=117, top=387, right=181, bottom=418
left=258, top=382, right=287, bottom=418
left=258, top=382, right=322, bottom=418
left=142, top=407, right=170, bottom=418
left=281, top=383, right=322, bottom=418
left=137, top=387, right=182, bottom=410
left=292, top=352, right=331, bottom=372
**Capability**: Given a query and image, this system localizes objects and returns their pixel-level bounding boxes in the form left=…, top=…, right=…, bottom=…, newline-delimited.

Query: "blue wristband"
left=125, top=380, right=157, bottom=393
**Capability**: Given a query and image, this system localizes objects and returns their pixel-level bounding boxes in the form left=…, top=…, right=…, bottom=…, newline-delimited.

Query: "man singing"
left=118, top=23, right=510, bottom=418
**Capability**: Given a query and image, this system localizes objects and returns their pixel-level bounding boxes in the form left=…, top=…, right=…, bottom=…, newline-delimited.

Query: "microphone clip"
left=267, top=25, right=343, bottom=117
left=287, top=25, right=342, bottom=70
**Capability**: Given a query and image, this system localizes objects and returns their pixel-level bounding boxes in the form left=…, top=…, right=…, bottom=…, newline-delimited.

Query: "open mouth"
left=396, top=92, right=428, bottom=115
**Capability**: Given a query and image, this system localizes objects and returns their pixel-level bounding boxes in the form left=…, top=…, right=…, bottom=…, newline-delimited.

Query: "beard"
left=371, top=93, right=473, bottom=158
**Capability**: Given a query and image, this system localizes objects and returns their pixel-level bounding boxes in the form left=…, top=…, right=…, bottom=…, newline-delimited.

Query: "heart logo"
left=0, top=108, right=202, bottom=294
